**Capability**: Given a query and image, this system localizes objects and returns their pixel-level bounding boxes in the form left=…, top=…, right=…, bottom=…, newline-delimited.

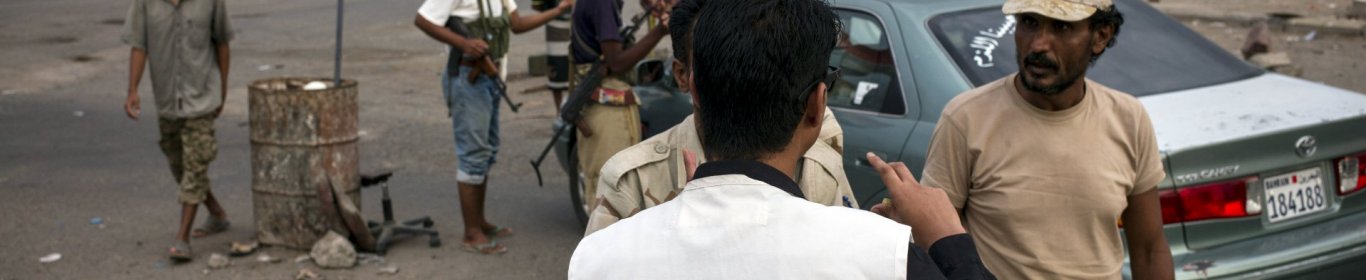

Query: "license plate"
left=1264, top=168, right=1328, bottom=223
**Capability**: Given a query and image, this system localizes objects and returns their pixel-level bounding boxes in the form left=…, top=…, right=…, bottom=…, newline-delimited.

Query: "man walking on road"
left=414, top=0, right=573, bottom=255
left=920, top=0, right=1174, bottom=278
left=121, top=0, right=234, bottom=262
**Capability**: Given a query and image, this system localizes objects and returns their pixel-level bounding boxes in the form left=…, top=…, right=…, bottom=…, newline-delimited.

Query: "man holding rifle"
left=568, top=0, right=672, bottom=213
left=582, top=0, right=858, bottom=236
left=414, top=0, right=572, bottom=255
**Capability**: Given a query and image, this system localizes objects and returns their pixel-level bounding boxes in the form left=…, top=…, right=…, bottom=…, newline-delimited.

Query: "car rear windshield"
left=928, top=0, right=1262, bottom=96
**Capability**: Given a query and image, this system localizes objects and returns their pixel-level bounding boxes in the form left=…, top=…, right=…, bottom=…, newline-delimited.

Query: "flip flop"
left=485, top=226, right=514, bottom=239
left=461, top=240, right=508, bottom=255
left=191, top=217, right=229, bottom=238
left=168, top=241, right=193, bottom=262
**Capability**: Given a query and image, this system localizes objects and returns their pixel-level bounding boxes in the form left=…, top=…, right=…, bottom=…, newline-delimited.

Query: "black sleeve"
left=906, top=234, right=996, bottom=280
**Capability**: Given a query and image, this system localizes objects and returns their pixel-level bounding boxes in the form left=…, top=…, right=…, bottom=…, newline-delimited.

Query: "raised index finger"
left=866, top=152, right=903, bottom=188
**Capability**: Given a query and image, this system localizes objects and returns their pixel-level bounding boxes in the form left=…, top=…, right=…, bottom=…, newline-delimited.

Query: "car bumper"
left=1126, top=208, right=1366, bottom=279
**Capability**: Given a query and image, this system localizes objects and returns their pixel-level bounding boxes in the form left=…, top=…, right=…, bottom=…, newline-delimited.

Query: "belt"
left=587, top=87, right=640, bottom=106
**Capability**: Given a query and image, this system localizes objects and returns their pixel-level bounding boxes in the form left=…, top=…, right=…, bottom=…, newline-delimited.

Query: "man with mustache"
left=920, top=0, right=1173, bottom=278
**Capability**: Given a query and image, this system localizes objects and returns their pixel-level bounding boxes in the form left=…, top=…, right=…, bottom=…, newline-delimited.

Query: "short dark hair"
left=691, top=0, right=838, bottom=160
left=1087, top=5, right=1124, bottom=62
left=669, top=0, right=706, bottom=62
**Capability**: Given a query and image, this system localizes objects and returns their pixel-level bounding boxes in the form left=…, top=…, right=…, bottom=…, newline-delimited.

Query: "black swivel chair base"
left=360, top=172, right=441, bottom=255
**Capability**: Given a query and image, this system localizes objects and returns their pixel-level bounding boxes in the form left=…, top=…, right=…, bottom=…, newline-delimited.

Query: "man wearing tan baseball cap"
left=920, top=0, right=1175, bottom=279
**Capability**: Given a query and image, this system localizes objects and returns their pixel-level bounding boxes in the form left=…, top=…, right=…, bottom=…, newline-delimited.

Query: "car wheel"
left=566, top=134, right=590, bottom=227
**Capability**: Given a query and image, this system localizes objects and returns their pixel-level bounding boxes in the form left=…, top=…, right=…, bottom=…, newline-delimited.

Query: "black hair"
left=669, top=0, right=706, bottom=63
left=690, top=0, right=838, bottom=161
left=1087, top=5, right=1124, bottom=62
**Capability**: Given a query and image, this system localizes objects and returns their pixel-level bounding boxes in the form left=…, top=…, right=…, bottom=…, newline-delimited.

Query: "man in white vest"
left=568, top=0, right=995, bottom=278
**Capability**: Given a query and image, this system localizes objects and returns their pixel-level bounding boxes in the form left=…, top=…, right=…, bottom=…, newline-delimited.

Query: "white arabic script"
left=970, top=16, right=1016, bottom=68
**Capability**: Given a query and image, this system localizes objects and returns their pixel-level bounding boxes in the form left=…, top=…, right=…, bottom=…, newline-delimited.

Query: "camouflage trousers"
left=158, top=115, right=218, bottom=205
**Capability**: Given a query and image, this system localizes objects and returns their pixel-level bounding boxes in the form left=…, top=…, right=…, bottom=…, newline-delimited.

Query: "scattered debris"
left=1241, top=21, right=1272, bottom=59
left=257, top=254, right=282, bottom=263
left=70, top=55, right=99, bottom=63
left=257, top=64, right=284, bottom=71
left=89, top=217, right=103, bottom=225
left=357, top=253, right=385, bottom=265
left=154, top=260, right=167, bottom=270
left=294, top=254, right=312, bottom=263
left=39, top=253, right=61, bottom=263
left=207, top=253, right=230, bottom=269
left=377, top=265, right=399, bottom=276
left=1249, top=52, right=1302, bottom=76
left=1304, top=30, right=1318, bottom=41
left=303, top=81, right=329, bottom=91
left=72, top=111, right=84, bottom=117
left=296, top=268, right=321, bottom=280
left=310, top=231, right=357, bottom=269
left=230, top=240, right=260, bottom=256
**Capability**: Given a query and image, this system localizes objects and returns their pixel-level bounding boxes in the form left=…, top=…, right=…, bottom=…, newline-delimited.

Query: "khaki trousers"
left=576, top=103, right=641, bottom=212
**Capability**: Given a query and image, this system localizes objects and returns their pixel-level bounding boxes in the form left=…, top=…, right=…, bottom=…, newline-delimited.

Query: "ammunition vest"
left=468, top=0, right=511, bottom=59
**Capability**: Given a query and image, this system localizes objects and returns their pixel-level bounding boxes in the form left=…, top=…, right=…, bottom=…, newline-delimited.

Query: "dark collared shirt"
left=693, top=160, right=995, bottom=279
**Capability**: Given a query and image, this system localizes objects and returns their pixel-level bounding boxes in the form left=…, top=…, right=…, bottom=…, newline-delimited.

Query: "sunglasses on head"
left=802, top=66, right=842, bottom=97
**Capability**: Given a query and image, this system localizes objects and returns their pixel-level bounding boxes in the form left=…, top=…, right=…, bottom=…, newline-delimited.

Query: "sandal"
left=191, top=217, right=230, bottom=238
left=461, top=240, right=508, bottom=255
left=168, top=241, right=193, bottom=262
left=485, top=226, right=514, bottom=239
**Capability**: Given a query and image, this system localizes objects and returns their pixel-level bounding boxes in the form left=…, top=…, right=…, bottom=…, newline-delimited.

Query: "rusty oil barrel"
left=249, top=78, right=360, bottom=249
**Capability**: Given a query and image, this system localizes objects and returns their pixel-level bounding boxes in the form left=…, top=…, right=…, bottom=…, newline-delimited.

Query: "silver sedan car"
left=553, top=0, right=1366, bottom=278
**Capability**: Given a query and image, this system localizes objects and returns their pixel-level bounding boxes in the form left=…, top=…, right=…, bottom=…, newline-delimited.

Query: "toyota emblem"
left=1295, top=136, right=1317, bottom=158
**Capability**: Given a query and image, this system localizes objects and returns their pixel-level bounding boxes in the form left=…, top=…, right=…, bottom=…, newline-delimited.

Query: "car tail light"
left=1159, top=177, right=1260, bottom=225
left=1159, top=190, right=1183, bottom=224
left=1337, top=153, right=1365, bottom=195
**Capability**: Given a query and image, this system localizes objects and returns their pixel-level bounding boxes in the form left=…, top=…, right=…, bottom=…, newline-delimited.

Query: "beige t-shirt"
left=922, top=74, right=1165, bottom=279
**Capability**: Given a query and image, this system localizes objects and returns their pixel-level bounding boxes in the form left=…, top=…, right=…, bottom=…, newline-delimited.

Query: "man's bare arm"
left=414, top=14, right=488, bottom=57
left=214, top=42, right=230, bottom=117
left=509, top=0, right=574, bottom=34
left=125, top=47, right=147, bottom=120
left=599, top=21, right=668, bottom=75
left=1122, top=189, right=1175, bottom=280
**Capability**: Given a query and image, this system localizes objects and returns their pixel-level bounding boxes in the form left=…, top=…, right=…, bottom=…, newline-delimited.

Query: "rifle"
left=445, top=21, right=523, bottom=113
left=469, top=53, right=524, bottom=113
left=530, top=13, right=649, bottom=187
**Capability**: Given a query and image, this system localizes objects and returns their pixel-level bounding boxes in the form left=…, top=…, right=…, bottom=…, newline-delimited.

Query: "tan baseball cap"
left=1002, top=0, right=1113, bottom=22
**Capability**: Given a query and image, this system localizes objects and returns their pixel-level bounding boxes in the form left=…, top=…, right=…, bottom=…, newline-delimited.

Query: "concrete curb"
left=1287, top=17, right=1366, bottom=36
left=1153, top=3, right=1267, bottom=26
left=1152, top=3, right=1365, bottom=37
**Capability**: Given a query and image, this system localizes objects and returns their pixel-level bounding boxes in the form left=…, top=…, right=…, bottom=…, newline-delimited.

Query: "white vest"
left=569, top=174, right=910, bottom=280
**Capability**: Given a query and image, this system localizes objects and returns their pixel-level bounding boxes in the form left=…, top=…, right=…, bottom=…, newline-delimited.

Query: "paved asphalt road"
left=0, top=0, right=656, bottom=278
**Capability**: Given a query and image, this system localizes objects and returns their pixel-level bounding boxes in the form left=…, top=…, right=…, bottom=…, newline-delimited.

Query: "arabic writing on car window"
left=970, top=15, right=1015, bottom=68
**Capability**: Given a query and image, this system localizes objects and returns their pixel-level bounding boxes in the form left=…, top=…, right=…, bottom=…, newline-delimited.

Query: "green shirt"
left=122, top=0, right=233, bottom=118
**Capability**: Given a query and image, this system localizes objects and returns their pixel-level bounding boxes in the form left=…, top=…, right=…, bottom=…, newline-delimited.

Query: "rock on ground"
left=310, top=231, right=357, bottom=269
